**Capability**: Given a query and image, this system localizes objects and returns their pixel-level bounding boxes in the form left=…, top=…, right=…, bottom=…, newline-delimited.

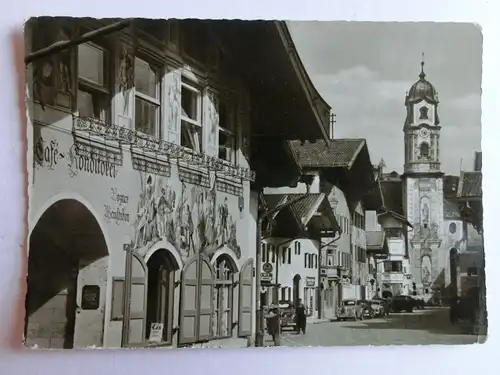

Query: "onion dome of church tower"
left=405, top=58, right=439, bottom=105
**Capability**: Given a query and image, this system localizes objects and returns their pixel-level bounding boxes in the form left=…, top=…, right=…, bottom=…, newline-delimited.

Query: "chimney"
left=474, top=151, right=482, bottom=172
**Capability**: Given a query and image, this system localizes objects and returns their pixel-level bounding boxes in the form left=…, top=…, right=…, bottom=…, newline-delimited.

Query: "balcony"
left=380, top=272, right=404, bottom=283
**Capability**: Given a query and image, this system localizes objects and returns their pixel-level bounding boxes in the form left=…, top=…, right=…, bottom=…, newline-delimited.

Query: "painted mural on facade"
left=132, top=172, right=241, bottom=261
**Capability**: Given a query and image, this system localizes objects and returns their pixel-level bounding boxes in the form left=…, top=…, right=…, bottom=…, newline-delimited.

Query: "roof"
left=263, top=193, right=340, bottom=234
left=406, top=62, right=439, bottom=105
left=380, top=180, right=404, bottom=215
left=457, top=171, right=482, bottom=199
left=290, top=139, right=366, bottom=169
left=366, top=231, right=386, bottom=250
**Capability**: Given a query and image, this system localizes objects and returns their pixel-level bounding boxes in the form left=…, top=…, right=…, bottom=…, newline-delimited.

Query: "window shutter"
left=164, top=66, right=181, bottom=144
left=197, top=255, right=215, bottom=341
left=203, top=89, right=219, bottom=157
left=124, top=251, right=148, bottom=347
left=178, top=257, right=198, bottom=344
left=238, top=258, right=254, bottom=337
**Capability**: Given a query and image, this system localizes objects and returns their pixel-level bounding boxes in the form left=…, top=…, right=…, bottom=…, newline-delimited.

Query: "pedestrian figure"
left=265, top=305, right=281, bottom=346
left=383, top=298, right=391, bottom=317
left=295, top=299, right=307, bottom=334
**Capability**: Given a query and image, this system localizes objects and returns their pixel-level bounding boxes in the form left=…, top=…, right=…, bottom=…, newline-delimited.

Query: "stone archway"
left=25, top=199, right=109, bottom=349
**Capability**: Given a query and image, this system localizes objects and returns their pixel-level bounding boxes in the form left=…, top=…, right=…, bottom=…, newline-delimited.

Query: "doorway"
left=25, top=199, right=108, bottom=349
left=145, top=249, right=179, bottom=344
left=293, top=274, right=301, bottom=307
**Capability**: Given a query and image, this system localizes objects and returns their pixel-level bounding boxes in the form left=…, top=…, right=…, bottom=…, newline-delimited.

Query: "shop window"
left=180, top=79, right=203, bottom=152
left=218, top=98, right=237, bottom=164
left=213, top=256, right=235, bottom=339
left=77, top=43, right=110, bottom=121
left=134, top=56, right=161, bottom=137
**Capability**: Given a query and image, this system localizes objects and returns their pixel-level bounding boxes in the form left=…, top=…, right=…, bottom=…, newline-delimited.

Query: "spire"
left=419, top=52, right=426, bottom=80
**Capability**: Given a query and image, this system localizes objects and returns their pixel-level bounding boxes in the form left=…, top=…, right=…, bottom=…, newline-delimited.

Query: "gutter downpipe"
left=255, top=193, right=311, bottom=347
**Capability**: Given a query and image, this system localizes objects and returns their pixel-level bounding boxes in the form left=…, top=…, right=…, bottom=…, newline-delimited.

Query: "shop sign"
left=67, top=144, right=117, bottom=178
left=262, top=262, right=273, bottom=273
left=148, top=323, right=164, bottom=343
left=261, top=273, right=272, bottom=282
left=81, top=285, right=100, bottom=310
left=104, top=188, right=131, bottom=225
left=306, top=277, right=316, bottom=287
left=34, top=137, right=64, bottom=170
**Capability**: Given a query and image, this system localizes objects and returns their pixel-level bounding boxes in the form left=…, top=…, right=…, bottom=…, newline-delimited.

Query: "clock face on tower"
left=419, top=128, right=430, bottom=138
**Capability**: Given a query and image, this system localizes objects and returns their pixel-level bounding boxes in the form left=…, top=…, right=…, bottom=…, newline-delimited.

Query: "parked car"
left=337, top=299, right=365, bottom=321
left=412, top=297, right=425, bottom=310
left=367, top=299, right=385, bottom=317
left=391, top=295, right=414, bottom=313
left=361, top=300, right=375, bottom=318
left=278, top=300, right=296, bottom=329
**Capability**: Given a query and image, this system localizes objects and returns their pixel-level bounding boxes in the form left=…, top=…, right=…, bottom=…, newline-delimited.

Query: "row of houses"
left=24, top=18, right=484, bottom=350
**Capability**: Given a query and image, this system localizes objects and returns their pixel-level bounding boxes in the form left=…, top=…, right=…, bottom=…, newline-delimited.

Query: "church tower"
left=402, top=56, right=444, bottom=297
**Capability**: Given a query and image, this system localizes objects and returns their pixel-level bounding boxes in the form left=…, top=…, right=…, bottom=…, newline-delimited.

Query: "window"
left=214, top=256, right=235, bottom=338
left=287, top=247, right=291, bottom=264
left=281, top=247, right=286, bottom=264
left=467, top=267, right=478, bottom=276
left=419, top=107, right=429, bottom=120
left=383, top=261, right=403, bottom=273
left=218, top=98, right=237, bottom=164
left=314, top=254, right=318, bottom=269
left=449, top=222, right=457, bottom=234
left=294, top=241, right=301, bottom=255
left=420, top=142, right=430, bottom=158
left=304, top=253, right=309, bottom=268
left=180, top=79, right=203, bottom=152
left=77, top=43, right=110, bottom=120
left=134, top=57, right=160, bottom=137
left=271, top=245, right=276, bottom=263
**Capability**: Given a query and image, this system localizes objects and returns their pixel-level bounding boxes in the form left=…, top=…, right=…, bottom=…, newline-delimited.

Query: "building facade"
left=25, top=19, right=332, bottom=349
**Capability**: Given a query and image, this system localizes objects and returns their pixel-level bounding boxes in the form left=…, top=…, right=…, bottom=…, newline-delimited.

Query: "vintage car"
left=337, top=299, right=364, bottom=321
left=367, top=299, right=385, bottom=317
left=391, top=295, right=414, bottom=313
left=278, top=300, right=296, bottom=329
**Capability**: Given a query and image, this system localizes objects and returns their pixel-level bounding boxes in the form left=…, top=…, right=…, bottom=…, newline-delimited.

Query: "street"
left=266, top=308, right=479, bottom=347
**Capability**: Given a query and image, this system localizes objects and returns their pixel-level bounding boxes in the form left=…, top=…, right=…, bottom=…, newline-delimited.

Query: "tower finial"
left=420, top=52, right=426, bottom=80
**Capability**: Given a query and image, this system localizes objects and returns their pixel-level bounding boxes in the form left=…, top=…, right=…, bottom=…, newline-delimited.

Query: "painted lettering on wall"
left=34, top=137, right=65, bottom=170
left=67, top=144, right=117, bottom=179
left=104, top=188, right=130, bottom=225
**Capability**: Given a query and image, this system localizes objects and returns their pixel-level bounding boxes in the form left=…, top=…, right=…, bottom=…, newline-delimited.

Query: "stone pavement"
left=272, top=307, right=481, bottom=347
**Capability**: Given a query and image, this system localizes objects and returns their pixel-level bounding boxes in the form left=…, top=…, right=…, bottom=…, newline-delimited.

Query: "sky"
left=288, top=22, right=482, bottom=176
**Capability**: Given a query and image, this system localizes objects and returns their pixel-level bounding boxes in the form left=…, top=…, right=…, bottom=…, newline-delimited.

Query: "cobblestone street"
left=267, top=308, right=480, bottom=347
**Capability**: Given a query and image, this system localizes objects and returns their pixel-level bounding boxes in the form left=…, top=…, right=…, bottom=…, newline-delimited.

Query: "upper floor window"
left=180, top=79, right=203, bottom=152
left=134, top=57, right=161, bottom=137
left=218, top=98, right=237, bottom=164
left=419, top=106, right=429, bottom=120
left=420, top=142, right=430, bottom=158
left=77, top=43, right=110, bottom=121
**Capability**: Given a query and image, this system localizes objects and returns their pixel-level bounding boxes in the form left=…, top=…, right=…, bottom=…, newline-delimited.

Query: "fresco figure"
left=157, top=188, right=168, bottom=239
left=422, top=202, right=429, bottom=224
left=219, top=197, right=229, bottom=245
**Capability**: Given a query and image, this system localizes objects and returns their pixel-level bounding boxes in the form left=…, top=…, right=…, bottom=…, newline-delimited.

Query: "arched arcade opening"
left=25, top=199, right=109, bottom=349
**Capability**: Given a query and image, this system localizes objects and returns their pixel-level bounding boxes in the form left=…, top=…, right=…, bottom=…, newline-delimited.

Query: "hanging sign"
left=148, top=323, right=164, bottom=343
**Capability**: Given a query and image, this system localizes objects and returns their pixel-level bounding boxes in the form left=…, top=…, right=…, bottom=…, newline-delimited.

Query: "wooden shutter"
left=179, top=254, right=215, bottom=344
left=164, top=66, right=181, bottom=144
left=238, top=258, right=254, bottom=337
left=178, top=257, right=198, bottom=344
left=203, top=89, right=219, bottom=157
left=123, top=250, right=148, bottom=347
